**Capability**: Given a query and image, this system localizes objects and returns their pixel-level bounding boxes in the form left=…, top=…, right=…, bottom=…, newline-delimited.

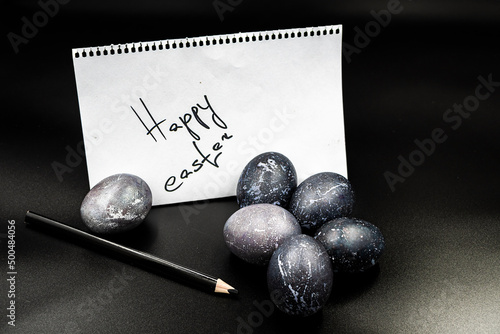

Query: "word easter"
left=131, top=95, right=233, bottom=192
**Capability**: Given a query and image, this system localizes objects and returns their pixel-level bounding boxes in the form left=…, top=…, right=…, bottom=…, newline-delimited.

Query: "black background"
left=2, top=0, right=500, bottom=333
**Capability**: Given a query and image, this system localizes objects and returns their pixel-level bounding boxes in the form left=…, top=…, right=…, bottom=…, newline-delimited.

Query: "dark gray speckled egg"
left=237, top=152, right=297, bottom=208
left=267, top=234, right=333, bottom=317
left=81, top=173, right=152, bottom=234
left=314, top=217, right=385, bottom=273
left=288, top=172, right=355, bottom=232
left=223, top=204, right=301, bottom=266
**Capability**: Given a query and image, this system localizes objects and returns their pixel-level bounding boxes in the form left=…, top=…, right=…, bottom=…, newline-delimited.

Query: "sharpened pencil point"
left=215, top=278, right=238, bottom=295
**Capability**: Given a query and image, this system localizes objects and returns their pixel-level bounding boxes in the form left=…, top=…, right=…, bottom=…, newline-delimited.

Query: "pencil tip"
left=215, top=279, right=239, bottom=295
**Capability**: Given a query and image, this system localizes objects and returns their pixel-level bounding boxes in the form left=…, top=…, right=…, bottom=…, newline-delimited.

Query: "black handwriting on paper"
left=164, top=133, right=233, bottom=192
left=130, top=95, right=233, bottom=193
left=166, top=95, right=228, bottom=141
left=130, top=98, right=167, bottom=142
left=131, top=95, right=227, bottom=142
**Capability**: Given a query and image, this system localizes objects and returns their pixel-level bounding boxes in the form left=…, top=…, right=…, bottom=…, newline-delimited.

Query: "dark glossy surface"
left=288, top=172, right=355, bottom=232
left=267, top=234, right=333, bottom=317
left=2, top=1, right=500, bottom=333
left=237, top=152, right=297, bottom=208
left=315, top=217, right=385, bottom=272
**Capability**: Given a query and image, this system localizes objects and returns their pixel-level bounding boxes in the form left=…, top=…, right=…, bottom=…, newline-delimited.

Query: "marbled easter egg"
left=314, top=218, right=385, bottom=272
left=267, top=234, right=333, bottom=317
left=236, top=152, right=297, bottom=208
left=288, top=172, right=355, bottom=232
left=80, top=173, right=152, bottom=234
left=223, top=204, right=301, bottom=265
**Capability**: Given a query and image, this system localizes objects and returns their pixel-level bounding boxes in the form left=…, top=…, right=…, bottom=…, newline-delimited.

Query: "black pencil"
left=25, top=211, right=238, bottom=295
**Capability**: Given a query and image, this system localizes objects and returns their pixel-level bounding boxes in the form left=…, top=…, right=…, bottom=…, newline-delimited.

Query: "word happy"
left=130, top=95, right=233, bottom=192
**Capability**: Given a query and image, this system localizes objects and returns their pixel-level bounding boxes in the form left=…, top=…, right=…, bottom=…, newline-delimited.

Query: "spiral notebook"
left=72, top=24, right=346, bottom=206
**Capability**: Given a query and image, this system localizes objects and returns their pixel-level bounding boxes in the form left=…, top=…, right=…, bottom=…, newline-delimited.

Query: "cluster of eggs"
left=223, top=152, right=385, bottom=317
left=77, top=154, right=385, bottom=317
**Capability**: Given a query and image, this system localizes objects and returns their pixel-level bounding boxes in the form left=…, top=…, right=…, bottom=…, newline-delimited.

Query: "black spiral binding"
left=73, top=25, right=341, bottom=59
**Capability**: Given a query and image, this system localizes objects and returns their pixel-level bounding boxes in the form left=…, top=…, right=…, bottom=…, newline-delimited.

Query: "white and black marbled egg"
left=288, top=172, right=355, bottom=232
left=236, top=152, right=297, bottom=208
left=223, top=204, right=301, bottom=266
left=267, top=234, right=333, bottom=317
left=80, top=173, right=152, bottom=234
left=314, top=218, right=385, bottom=273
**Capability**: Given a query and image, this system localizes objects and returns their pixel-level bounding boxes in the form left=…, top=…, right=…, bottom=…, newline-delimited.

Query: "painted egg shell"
left=236, top=152, right=297, bottom=208
left=81, top=173, right=152, bottom=234
left=267, top=234, right=333, bottom=317
left=314, top=218, right=385, bottom=273
left=288, top=172, right=355, bottom=232
left=223, top=204, right=301, bottom=266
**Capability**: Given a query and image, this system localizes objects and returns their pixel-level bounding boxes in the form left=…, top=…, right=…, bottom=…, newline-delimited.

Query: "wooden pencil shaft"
left=25, top=211, right=218, bottom=292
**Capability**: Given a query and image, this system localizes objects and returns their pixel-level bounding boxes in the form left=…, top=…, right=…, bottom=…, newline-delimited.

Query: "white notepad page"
left=72, top=25, right=347, bottom=206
